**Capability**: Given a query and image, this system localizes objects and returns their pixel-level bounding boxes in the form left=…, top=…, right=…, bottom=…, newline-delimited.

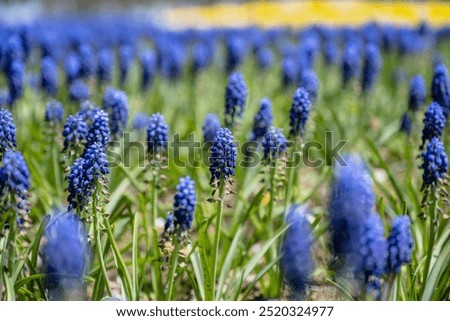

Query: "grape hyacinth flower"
left=323, top=41, right=339, bottom=66
left=62, top=114, right=88, bottom=152
left=140, top=50, right=156, bottom=91
left=282, top=57, right=298, bottom=88
left=202, top=113, right=221, bottom=143
left=2, top=35, right=24, bottom=74
left=173, top=176, right=197, bottom=231
left=226, top=36, right=247, bottom=73
left=146, top=113, right=169, bottom=156
left=69, top=80, right=90, bottom=102
left=420, top=137, right=448, bottom=188
left=299, top=69, right=319, bottom=104
left=342, top=42, right=360, bottom=87
left=250, top=98, right=273, bottom=142
left=431, top=63, right=450, bottom=118
left=45, top=101, right=64, bottom=125
left=67, top=143, right=109, bottom=212
left=262, top=126, right=287, bottom=163
left=224, top=72, right=247, bottom=129
left=421, top=102, right=445, bottom=148
left=119, top=45, right=134, bottom=86
left=256, top=47, right=274, bottom=71
left=0, top=149, right=30, bottom=218
left=329, top=154, right=375, bottom=261
left=97, top=48, right=113, bottom=84
left=86, top=109, right=110, bottom=148
left=77, top=102, right=100, bottom=125
left=192, top=42, right=212, bottom=74
left=361, top=44, right=382, bottom=93
left=40, top=57, right=58, bottom=97
left=65, top=52, right=80, bottom=84
left=209, top=127, right=237, bottom=185
left=281, top=204, right=313, bottom=299
left=387, top=216, right=413, bottom=274
left=289, top=87, right=312, bottom=138
left=399, top=112, right=412, bottom=135
left=8, top=59, right=24, bottom=105
left=0, top=90, right=9, bottom=107
left=78, top=44, right=95, bottom=79
left=40, top=211, right=90, bottom=300
left=102, top=88, right=129, bottom=138
left=0, top=108, right=17, bottom=157
left=408, top=75, right=426, bottom=112
left=132, top=112, right=150, bottom=131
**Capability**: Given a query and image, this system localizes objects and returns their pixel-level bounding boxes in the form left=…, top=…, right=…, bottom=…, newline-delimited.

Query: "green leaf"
left=198, top=219, right=213, bottom=301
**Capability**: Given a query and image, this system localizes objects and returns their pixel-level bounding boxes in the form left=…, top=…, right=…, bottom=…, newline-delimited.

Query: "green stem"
left=421, top=192, right=437, bottom=297
left=165, top=238, right=180, bottom=300
left=150, top=167, right=163, bottom=299
left=285, top=138, right=300, bottom=211
left=92, top=192, right=112, bottom=298
left=132, top=211, right=140, bottom=300
left=211, top=178, right=225, bottom=301
left=51, top=141, right=62, bottom=199
left=267, top=164, right=279, bottom=298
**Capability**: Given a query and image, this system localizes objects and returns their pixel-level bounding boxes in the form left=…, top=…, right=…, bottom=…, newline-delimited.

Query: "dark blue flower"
left=421, top=137, right=448, bottom=187
left=282, top=57, right=298, bottom=88
left=2, top=35, right=24, bottom=74
left=102, top=88, right=129, bottom=138
left=147, top=113, right=169, bottom=155
left=40, top=57, right=58, bottom=96
left=78, top=44, right=95, bottom=79
left=421, top=102, right=445, bottom=148
left=256, top=47, right=274, bottom=71
left=399, top=112, right=412, bottom=135
left=408, top=75, right=426, bottom=112
left=323, top=41, right=339, bottom=65
left=226, top=36, right=247, bottom=73
left=62, top=114, right=88, bottom=152
left=0, top=90, right=9, bottom=107
left=69, top=80, right=90, bottom=102
left=431, top=63, right=450, bottom=118
left=193, top=42, right=212, bottom=74
left=164, top=213, right=174, bottom=233
left=262, top=126, right=287, bottom=162
left=0, top=108, right=17, bottom=156
left=224, top=72, right=247, bottom=128
left=299, top=69, right=319, bottom=104
left=140, top=50, right=156, bottom=90
left=97, top=48, right=113, bottom=84
left=119, top=45, right=134, bottom=86
left=86, top=109, right=110, bottom=148
left=0, top=149, right=30, bottom=214
left=77, top=102, right=100, bottom=124
left=342, top=42, right=361, bottom=87
left=281, top=204, right=313, bottom=298
left=250, top=98, right=273, bottom=142
left=158, top=40, right=185, bottom=81
left=132, top=112, right=150, bottom=131
left=41, top=211, right=90, bottom=300
left=45, top=101, right=64, bottom=125
left=361, top=44, right=382, bottom=93
left=387, top=216, right=413, bottom=274
left=329, top=154, right=375, bottom=259
left=173, top=176, right=197, bottom=231
left=202, top=113, right=221, bottom=143
left=355, top=213, right=388, bottom=280
left=8, top=59, right=24, bottom=105
left=209, top=127, right=237, bottom=184
left=289, top=87, right=311, bottom=138
left=64, top=52, right=80, bottom=84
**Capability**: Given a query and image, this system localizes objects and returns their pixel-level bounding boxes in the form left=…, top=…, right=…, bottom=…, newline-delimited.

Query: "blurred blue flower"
left=102, top=88, right=129, bottom=138
left=408, top=75, right=426, bottom=112
left=361, top=44, right=382, bottom=93
left=420, top=137, right=448, bottom=187
left=132, top=112, right=150, bottom=131
left=399, top=112, right=412, bottom=135
left=119, top=45, right=134, bottom=86
left=431, top=63, right=450, bottom=118
left=0, top=108, right=17, bottom=156
left=202, top=113, right=221, bottom=143
left=226, top=36, right=247, bottom=72
left=256, top=47, right=274, bottom=71
left=64, top=52, right=81, bottom=84
left=289, top=87, right=311, bottom=138
left=387, top=216, right=413, bottom=274
left=97, top=48, right=113, bottom=84
left=140, top=50, right=156, bottom=91
left=8, top=59, right=24, bottom=105
left=45, top=101, right=64, bottom=125
left=78, top=44, right=95, bottom=79
left=250, top=98, right=273, bottom=142
left=299, top=69, right=319, bottom=104
left=69, top=80, right=90, bottom=102
left=421, top=102, right=445, bottom=148
left=224, top=72, right=247, bottom=128
left=147, top=113, right=169, bottom=155
left=40, top=57, right=58, bottom=96
left=173, top=176, right=197, bottom=231
left=342, top=42, right=361, bottom=87
left=62, top=114, right=88, bottom=152
left=209, top=127, right=237, bottom=184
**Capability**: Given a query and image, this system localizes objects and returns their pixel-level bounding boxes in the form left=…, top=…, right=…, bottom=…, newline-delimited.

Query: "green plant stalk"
left=150, top=167, right=163, bottom=299
left=165, top=237, right=180, bottom=300
left=285, top=138, right=300, bottom=211
left=132, top=211, right=140, bottom=300
left=421, top=192, right=438, bottom=297
left=51, top=140, right=62, bottom=199
left=210, top=177, right=225, bottom=301
left=92, top=190, right=113, bottom=298
left=267, top=164, right=279, bottom=298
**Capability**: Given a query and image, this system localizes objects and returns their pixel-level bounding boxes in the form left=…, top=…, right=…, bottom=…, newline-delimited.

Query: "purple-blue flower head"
left=256, top=47, right=274, bottom=71
left=193, top=42, right=213, bottom=74
left=323, top=41, right=339, bottom=66
left=299, top=69, right=319, bottom=104
left=431, top=63, right=450, bottom=118
left=86, top=109, right=110, bottom=148
left=250, top=98, right=273, bottom=142
left=226, top=36, right=247, bottom=73
left=64, top=52, right=80, bottom=84
left=202, top=113, right=221, bottom=143
left=132, top=112, right=150, bottom=131
left=173, top=176, right=197, bottom=231
left=147, top=113, right=169, bottom=155
left=62, top=114, right=88, bottom=152
left=281, top=204, right=313, bottom=298
left=40, top=211, right=90, bottom=300
left=224, top=72, right=248, bottom=128
left=40, top=57, right=58, bottom=97
left=0, top=108, right=17, bottom=155
left=97, top=48, right=113, bottom=84
left=209, top=127, right=237, bottom=184
left=69, top=80, right=90, bottom=102
left=421, top=102, right=446, bottom=148
left=102, top=88, right=129, bottom=138
left=342, top=42, right=361, bottom=87
left=387, top=216, right=413, bottom=274
left=140, top=50, right=156, bottom=90
left=361, top=44, right=382, bottom=93
left=289, top=87, right=311, bottom=138
left=262, top=126, right=287, bottom=162
left=421, top=137, right=448, bottom=187
left=408, top=75, right=426, bottom=112
left=119, top=45, right=134, bottom=86
left=282, top=57, right=298, bottom=88
left=45, top=101, right=64, bottom=125
left=78, top=44, right=95, bottom=79
left=8, top=59, right=24, bottom=105
left=399, top=112, right=412, bottom=135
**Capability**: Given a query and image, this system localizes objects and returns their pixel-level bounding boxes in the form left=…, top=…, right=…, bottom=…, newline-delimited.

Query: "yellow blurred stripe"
left=161, top=1, right=450, bottom=29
